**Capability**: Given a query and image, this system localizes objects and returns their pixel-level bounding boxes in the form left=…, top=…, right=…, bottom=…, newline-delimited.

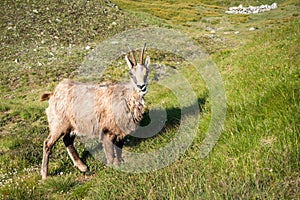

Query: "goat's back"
left=45, top=79, right=137, bottom=139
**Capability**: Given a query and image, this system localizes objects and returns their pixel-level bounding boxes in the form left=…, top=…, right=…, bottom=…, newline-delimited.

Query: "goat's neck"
left=126, top=90, right=145, bottom=123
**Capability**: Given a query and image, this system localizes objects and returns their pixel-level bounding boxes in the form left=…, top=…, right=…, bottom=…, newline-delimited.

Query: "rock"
left=85, top=45, right=91, bottom=50
left=226, top=2, right=278, bottom=14
left=209, top=34, right=217, bottom=39
left=271, top=3, right=278, bottom=9
left=206, top=27, right=215, bottom=32
left=249, top=27, right=256, bottom=31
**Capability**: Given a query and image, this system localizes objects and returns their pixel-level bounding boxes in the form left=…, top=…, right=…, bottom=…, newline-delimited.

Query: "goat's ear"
left=144, top=56, right=150, bottom=68
left=125, top=55, right=133, bottom=69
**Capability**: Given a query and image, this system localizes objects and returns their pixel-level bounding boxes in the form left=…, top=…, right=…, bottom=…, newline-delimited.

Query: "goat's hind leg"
left=102, top=134, right=115, bottom=165
left=63, top=132, right=88, bottom=173
left=114, top=139, right=124, bottom=165
left=41, top=131, right=63, bottom=180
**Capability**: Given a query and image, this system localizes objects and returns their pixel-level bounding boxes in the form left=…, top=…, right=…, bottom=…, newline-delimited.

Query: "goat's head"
left=125, top=43, right=150, bottom=96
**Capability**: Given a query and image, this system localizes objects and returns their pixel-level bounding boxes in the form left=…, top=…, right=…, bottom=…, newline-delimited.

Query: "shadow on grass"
left=126, top=96, right=207, bottom=147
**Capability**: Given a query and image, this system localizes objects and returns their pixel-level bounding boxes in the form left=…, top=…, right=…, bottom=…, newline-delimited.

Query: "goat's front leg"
left=41, top=132, right=63, bottom=180
left=114, top=139, right=124, bottom=165
left=63, top=132, right=88, bottom=173
left=102, top=134, right=115, bottom=165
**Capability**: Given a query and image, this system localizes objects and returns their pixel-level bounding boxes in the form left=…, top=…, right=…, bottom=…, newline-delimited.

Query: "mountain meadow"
left=0, top=0, right=299, bottom=199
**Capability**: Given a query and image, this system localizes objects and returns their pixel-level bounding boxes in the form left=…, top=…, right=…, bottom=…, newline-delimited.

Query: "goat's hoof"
left=83, top=170, right=90, bottom=175
left=113, top=158, right=124, bottom=166
left=76, top=164, right=89, bottom=172
left=104, top=160, right=114, bottom=167
left=41, top=171, right=47, bottom=180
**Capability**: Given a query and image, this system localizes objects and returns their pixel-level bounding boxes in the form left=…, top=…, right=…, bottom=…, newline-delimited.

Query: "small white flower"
left=33, top=9, right=39, bottom=14
left=269, top=168, right=273, bottom=172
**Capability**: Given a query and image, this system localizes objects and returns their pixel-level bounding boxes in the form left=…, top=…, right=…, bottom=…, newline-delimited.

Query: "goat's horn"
left=127, top=46, right=137, bottom=66
left=140, top=43, right=146, bottom=65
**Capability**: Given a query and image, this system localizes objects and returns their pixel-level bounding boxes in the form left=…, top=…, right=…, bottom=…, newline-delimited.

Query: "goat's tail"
left=40, top=93, right=53, bottom=101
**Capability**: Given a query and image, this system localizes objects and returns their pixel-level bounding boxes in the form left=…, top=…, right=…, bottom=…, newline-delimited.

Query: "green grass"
left=1, top=0, right=299, bottom=199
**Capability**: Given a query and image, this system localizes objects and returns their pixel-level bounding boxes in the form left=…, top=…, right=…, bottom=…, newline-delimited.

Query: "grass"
left=1, top=0, right=299, bottom=199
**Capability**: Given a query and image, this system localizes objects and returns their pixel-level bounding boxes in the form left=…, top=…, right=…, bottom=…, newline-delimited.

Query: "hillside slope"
left=0, top=0, right=299, bottom=199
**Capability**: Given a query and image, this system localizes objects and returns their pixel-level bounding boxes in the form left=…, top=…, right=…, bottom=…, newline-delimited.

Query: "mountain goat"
left=40, top=44, right=150, bottom=179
